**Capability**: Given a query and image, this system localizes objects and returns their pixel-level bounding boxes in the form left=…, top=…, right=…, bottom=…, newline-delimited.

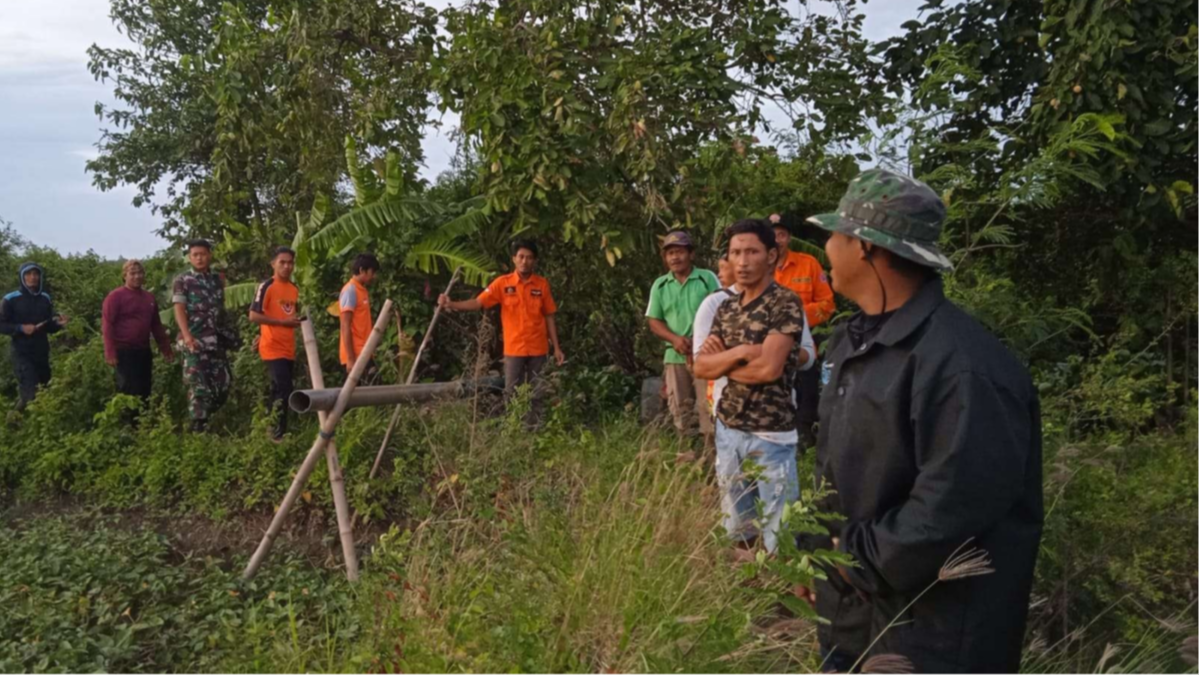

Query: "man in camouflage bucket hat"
left=796, top=168, right=1043, bottom=672
left=173, top=239, right=235, bottom=433
left=806, top=168, right=954, bottom=271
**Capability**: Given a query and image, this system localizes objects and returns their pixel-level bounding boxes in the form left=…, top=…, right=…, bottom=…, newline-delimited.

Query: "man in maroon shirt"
left=102, top=260, right=175, bottom=407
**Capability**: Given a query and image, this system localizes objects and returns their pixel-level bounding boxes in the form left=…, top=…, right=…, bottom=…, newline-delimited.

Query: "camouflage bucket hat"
left=806, top=168, right=952, bottom=271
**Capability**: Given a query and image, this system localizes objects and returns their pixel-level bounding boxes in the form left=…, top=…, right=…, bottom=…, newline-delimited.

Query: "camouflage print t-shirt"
left=712, top=281, right=806, bottom=432
left=172, top=270, right=226, bottom=351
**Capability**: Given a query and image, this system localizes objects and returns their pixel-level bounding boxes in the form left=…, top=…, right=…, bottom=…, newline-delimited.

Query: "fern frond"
left=972, top=223, right=1016, bottom=246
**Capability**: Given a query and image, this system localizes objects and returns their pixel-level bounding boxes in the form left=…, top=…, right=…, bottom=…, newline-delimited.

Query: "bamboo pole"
left=406, top=267, right=462, bottom=386
left=369, top=267, right=462, bottom=480
left=243, top=299, right=393, bottom=580
left=288, top=378, right=504, bottom=414
left=300, top=318, right=360, bottom=581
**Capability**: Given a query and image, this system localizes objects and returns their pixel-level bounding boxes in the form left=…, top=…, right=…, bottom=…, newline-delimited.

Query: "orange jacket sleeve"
left=805, top=259, right=836, bottom=328
left=541, top=280, right=558, bottom=315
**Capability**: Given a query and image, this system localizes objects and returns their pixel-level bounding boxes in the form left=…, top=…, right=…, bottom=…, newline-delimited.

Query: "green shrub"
left=0, top=514, right=358, bottom=673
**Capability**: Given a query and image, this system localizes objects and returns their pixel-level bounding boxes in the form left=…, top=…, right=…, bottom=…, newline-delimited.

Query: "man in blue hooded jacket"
left=0, top=263, right=70, bottom=409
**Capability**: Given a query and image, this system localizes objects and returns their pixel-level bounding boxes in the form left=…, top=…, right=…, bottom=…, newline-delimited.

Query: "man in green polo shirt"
left=645, top=230, right=721, bottom=440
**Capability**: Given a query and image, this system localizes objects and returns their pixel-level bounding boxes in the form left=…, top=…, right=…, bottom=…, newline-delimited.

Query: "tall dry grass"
left=345, top=395, right=819, bottom=672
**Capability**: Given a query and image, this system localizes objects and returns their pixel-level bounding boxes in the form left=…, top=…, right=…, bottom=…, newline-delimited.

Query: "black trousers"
left=795, top=335, right=825, bottom=445
left=115, top=348, right=154, bottom=403
left=13, top=351, right=51, bottom=410
left=266, top=358, right=294, bottom=438
left=797, top=358, right=821, bottom=428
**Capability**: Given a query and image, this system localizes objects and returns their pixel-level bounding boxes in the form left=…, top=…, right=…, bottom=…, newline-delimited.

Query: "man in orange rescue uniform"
left=770, top=213, right=834, bottom=448
left=249, top=246, right=302, bottom=442
left=339, top=253, right=381, bottom=379
left=439, top=239, right=565, bottom=425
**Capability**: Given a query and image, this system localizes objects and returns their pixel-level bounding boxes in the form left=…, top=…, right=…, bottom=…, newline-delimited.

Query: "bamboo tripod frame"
left=300, top=318, right=360, bottom=580
left=243, top=299, right=393, bottom=581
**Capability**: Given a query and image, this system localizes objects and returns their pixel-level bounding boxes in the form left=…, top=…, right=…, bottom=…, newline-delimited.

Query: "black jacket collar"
left=871, top=278, right=947, bottom=347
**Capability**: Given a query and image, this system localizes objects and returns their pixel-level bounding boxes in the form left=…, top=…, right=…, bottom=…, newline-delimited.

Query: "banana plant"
left=296, top=137, right=495, bottom=287
left=161, top=138, right=496, bottom=326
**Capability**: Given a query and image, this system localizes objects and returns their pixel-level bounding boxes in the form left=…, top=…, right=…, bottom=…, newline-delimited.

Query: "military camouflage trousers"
left=182, top=349, right=231, bottom=421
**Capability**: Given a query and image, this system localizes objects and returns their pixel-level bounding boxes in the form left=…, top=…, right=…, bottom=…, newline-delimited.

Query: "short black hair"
left=185, top=239, right=212, bottom=252
left=510, top=238, right=538, bottom=258
left=351, top=252, right=380, bottom=275
left=726, top=218, right=778, bottom=252
left=271, top=246, right=296, bottom=261
left=880, top=247, right=939, bottom=281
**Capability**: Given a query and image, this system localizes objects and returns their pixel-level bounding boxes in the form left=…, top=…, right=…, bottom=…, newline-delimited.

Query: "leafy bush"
left=0, top=514, right=358, bottom=673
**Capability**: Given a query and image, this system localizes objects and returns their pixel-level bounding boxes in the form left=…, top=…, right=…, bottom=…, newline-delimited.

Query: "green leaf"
left=384, top=150, right=404, bottom=197
left=307, top=198, right=443, bottom=252
left=307, top=193, right=329, bottom=232
left=345, top=136, right=382, bottom=206
left=778, top=594, right=826, bottom=623
left=1142, top=119, right=1171, bottom=136
left=223, top=282, right=259, bottom=309
left=404, top=240, right=495, bottom=287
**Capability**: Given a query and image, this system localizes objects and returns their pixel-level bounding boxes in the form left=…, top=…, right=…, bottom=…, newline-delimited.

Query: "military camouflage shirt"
left=711, top=281, right=806, bottom=432
left=172, top=270, right=227, bottom=351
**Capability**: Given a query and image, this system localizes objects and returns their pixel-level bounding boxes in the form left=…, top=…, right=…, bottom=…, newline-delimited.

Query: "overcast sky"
left=0, top=0, right=920, bottom=260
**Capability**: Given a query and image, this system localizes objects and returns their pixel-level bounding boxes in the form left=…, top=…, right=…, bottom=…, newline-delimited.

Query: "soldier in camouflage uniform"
left=694, top=219, right=813, bottom=554
left=172, top=239, right=235, bottom=432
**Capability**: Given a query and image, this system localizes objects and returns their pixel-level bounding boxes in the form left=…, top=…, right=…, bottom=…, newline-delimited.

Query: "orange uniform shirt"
left=338, top=277, right=371, bottom=365
left=775, top=250, right=835, bottom=328
left=477, top=271, right=558, bottom=357
left=251, top=276, right=299, bottom=360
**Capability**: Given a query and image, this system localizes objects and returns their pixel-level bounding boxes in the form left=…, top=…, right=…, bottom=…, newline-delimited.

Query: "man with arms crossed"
left=693, top=252, right=814, bottom=430
left=695, top=219, right=811, bottom=554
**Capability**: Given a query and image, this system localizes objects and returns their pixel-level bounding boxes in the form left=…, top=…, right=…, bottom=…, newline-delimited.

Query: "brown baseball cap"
left=661, top=230, right=695, bottom=250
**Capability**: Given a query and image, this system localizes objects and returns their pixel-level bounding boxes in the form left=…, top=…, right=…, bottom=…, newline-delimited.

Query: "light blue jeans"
left=715, top=420, right=800, bottom=553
